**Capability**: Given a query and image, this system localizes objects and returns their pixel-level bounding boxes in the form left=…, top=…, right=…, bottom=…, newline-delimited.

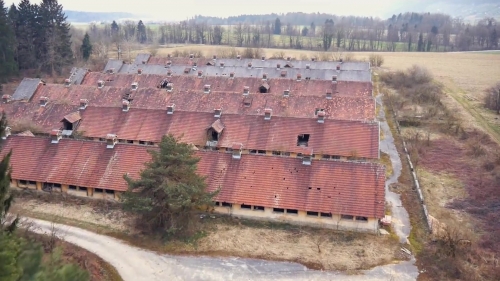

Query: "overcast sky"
left=9, top=0, right=420, bottom=21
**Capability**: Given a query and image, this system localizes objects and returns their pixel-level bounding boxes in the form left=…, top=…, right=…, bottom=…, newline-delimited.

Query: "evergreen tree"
left=15, top=0, right=37, bottom=70
left=408, top=33, right=412, bottom=51
left=417, top=32, right=424, bottom=51
left=0, top=0, right=18, bottom=82
left=322, top=19, right=334, bottom=51
left=426, top=38, right=432, bottom=52
left=136, top=20, right=147, bottom=44
left=38, top=0, right=73, bottom=75
left=122, top=134, right=217, bottom=237
left=274, top=18, right=281, bottom=35
left=80, top=32, right=92, bottom=61
left=491, top=28, right=498, bottom=48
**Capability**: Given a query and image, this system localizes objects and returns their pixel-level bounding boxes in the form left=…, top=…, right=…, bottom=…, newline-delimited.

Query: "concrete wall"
left=214, top=204, right=379, bottom=233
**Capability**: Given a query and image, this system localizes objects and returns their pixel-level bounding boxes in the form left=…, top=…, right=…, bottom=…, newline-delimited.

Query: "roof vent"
left=332, top=75, right=337, bottom=82
left=106, top=134, right=118, bottom=148
left=167, top=60, right=172, bottom=66
left=339, top=58, right=343, bottom=63
left=247, top=62, right=252, bottom=68
left=97, top=80, right=105, bottom=88
left=306, top=64, right=310, bottom=70
left=283, top=89, right=290, bottom=97
left=262, top=73, right=267, bottom=80
left=280, top=70, right=287, bottom=77
left=287, top=57, right=291, bottom=61
left=214, top=108, right=222, bottom=118
left=336, top=65, right=341, bottom=71
left=297, top=73, right=302, bottom=81
left=39, top=97, right=49, bottom=107
left=261, top=56, right=265, bottom=61
left=302, top=149, right=313, bottom=165
left=311, top=57, right=316, bottom=62
left=167, top=104, right=175, bottom=114
left=189, top=53, right=194, bottom=59
left=243, top=86, right=250, bottom=96
left=237, top=54, right=241, bottom=60
left=50, top=129, right=62, bottom=144
left=213, top=55, right=217, bottom=60
left=122, top=100, right=130, bottom=112
left=167, top=70, right=173, bottom=77
left=131, top=82, right=138, bottom=90
left=166, top=83, right=173, bottom=92
left=204, top=84, right=211, bottom=94
left=2, top=95, right=11, bottom=103
left=220, top=62, right=225, bottom=68
left=264, top=108, right=272, bottom=120
left=326, top=92, right=332, bottom=99
left=138, top=68, right=143, bottom=75
left=197, top=70, right=203, bottom=78
left=232, top=143, right=243, bottom=159
left=229, top=72, right=235, bottom=78
left=106, top=68, right=115, bottom=74
left=2, top=126, right=11, bottom=140
left=276, top=63, right=281, bottom=69
left=64, top=79, right=71, bottom=87
left=79, top=99, right=88, bottom=110
left=142, top=60, right=146, bottom=64
left=317, top=111, right=326, bottom=123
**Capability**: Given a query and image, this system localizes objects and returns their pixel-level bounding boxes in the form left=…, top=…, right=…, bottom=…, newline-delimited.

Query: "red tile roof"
left=80, top=72, right=372, bottom=97
left=1, top=135, right=385, bottom=218
left=77, top=107, right=379, bottom=159
left=30, top=84, right=374, bottom=121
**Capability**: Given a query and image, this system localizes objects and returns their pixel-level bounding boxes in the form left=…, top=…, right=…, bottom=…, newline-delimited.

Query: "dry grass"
left=11, top=193, right=401, bottom=272
left=379, top=152, right=393, bottom=178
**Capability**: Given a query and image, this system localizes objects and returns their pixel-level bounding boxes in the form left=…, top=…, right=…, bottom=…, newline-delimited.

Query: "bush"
left=483, top=82, right=500, bottom=112
left=368, top=53, right=384, bottom=67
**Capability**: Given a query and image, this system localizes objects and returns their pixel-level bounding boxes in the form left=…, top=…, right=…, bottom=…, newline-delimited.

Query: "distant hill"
left=64, top=10, right=139, bottom=23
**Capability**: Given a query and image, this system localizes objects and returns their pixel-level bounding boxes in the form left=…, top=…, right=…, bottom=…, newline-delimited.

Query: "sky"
left=8, top=0, right=416, bottom=21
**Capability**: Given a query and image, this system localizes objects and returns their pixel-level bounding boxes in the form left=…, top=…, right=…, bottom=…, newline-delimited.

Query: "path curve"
left=28, top=218, right=418, bottom=281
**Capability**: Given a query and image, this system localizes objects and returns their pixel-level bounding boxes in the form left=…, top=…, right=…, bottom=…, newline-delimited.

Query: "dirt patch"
left=379, top=152, right=393, bottom=178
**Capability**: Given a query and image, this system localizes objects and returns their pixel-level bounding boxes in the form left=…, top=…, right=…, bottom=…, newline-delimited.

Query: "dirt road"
left=28, top=218, right=418, bottom=281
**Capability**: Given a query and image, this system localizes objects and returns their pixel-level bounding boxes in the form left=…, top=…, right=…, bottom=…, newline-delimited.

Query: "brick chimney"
left=247, top=62, right=252, bottom=68
left=189, top=53, right=194, bottom=59
left=166, top=83, right=173, bottom=92
left=50, top=129, right=62, bottom=144
left=214, top=108, right=222, bottom=118
left=1, top=126, right=11, bottom=140
left=97, top=80, right=105, bottom=88
left=332, top=75, right=337, bottom=82
left=237, top=54, right=241, bottom=60
left=220, top=62, right=225, bottom=68
left=204, top=84, right=211, bottom=94
left=64, top=79, right=71, bottom=87
left=336, top=65, right=341, bottom=71
left=131, top=82, right=138, bottom=90
left=79, top=99, right=88, bottom=110
left=229, top=72, right=235, bottom=78
left=122, top=100, right=130, bottom=112
left=106, top=134, right=118, bottom=149
left=264, top=108, right=272, bottom=120
left=296, top=73, right=302, bottom=81
left=232, top=143, right=243, bottom=159
left=39, top=97, right=49, bottom=107
left=167, top=104, right=175, bottom=114
left=276, top=63, right=281, bottom=69
left=262, top=73, right=267, bottom=80
left=317, top=111, right=326, bottom=123
left=2, top=95, right=11, bottom=103
left=137, top=68, right=143, bottom=75
left=261, top=56, right=265, bottom=61
left=197, top=70, right=203, bottom=78
left=243, top=86, right=250, bottom=96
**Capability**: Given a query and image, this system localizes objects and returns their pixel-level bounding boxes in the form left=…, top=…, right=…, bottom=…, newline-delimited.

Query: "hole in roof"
left=308, top=187, right=312, bottom=190
left=283, top=177, right=285, bottom=180
left=317, top=188, right=321, bottom=191
left=274, top=195, right=277, bottom=198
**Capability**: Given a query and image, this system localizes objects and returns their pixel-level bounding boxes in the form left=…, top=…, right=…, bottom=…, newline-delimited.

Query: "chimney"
left=336, top=65, right=341, bottom=71
left=237, top=54, right=241, bottom=60
left=232, top=143, right=243, bottom=159
left=213, top=54, right=217, bottom=60
left=220, top=62, right=225, bottom=68
left=339, top=58, right=343, bottom=63
left=106, top=68, right=115, bottom=74
left=1, top=126, right=11, bottom=140
left=317, top=111, right=326, bottom=123
left=229, top=72, right=235, bottom=78
left=204, top=84, right=211, bottom=94
left=311, top=57, right=316, bottom=62
left=193, top=62, right=198, bottom=68
left=261, top=56, right=265, bottom=61
left=166, top=83, right=173, bottom=92
left=2, top=95, right=11, bottom=103
left=79, top=99, right=88, bottom=110
left=64, top=79, right=71, bottom=87
left=264, top=108, right=272, bottom=120
left=122, top=100, right=130, bottom=112
left=50, top=129, right=62, bottom=144
left=142, top=60, right=146, bottom=64
left=214, top=108, right=222, bottom=118
left=326, top=92, right=332, bottom=100
left=283, top=89, right=290, bottom=97
left=131, top=82, right=138, bottom=90
left=167, top=70, right=172, bottom=77
left=306, top=64, right=310, bottom=70
left=296, top=73, right=302, bottom=81
left=287, top=57, right=291, bottom=61
left=39, top=97, right=49, bottom=107
left=197, top=70, right=203, bottom=78
left=332, top=75, right=337, bottom=82
left=138, top=68, right=143, bottom=75
left=247, top=62, right=252, bottom=68
left=262, top=73, right=267, bottom=80
left=277, top=63, right=281, bottom=69
left=302, top=148, right=313, bottom=165
left=280, top=70, right=287, bottom=77
left=167, top=60, right=172, bottom=66
left=106, top=134, right=118, bottom=148
left=243, top=86, right=250, bottom=96
left=189, top=53, right=194, bottom=59
left=97, top=80, right=105, bottom=88
left=167, top=103, right=175, bottom=114
left=167, top=54, right=171, bottom=58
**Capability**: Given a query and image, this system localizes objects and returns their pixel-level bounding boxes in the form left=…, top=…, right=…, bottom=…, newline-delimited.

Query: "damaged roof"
left=2, top=135, right=385, bottom=218
left=12, top=78, right=42, bottom=101
left=76, top=107, right=380, bottom=159
left=61, top=111, right=81, bottom=123
left=68, top=67, right=89, bottom=85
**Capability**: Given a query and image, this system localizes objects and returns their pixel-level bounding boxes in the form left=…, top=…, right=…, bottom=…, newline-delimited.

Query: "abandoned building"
left=0, top=54, right=385, bottom=232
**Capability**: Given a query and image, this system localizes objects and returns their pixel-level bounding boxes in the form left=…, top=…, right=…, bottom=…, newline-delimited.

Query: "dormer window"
left=79, top=99, right=88, bottom=110
left=264, top=108, right=272, bottom=120
left=167, top=70, right=173, bottom=77
left=262, top=73, right=267, bottom=80
left=317, top=111, right=326, bottom=123
left=247, top=62, right=252, bottom=68
left=283, top=90, right=290, bottom=97
left=296, top=74, right=302, bottom=81
left=332, top=75, right=337, bottom=82
left=326, top=92, right=332, bottom=99
left=50, top=129, right=62, bottom=144
left=39, top=97, right=49, bottom=107
left=106, top=134, right=118, bottom=149
left=167, top=60, right=172, bottom=66
left=232, top=143, right=243, bottom=159
left=131, top=82, right=138, bottom=90
left=243, top=86, right=250, bottom=96
left=237, top=54, right=241, bottom=60
left=220, top=62, right=225, bottom=68
left=280, top=70, right=287, bottom=77
left=122, top=100, right=130, bottom=112
left=277, top=63, right=281, bottom=69
left=137, top=69, right=143, bottom=75
left=243, top=97, right=252, bottom=107
left=306, top=64, right=311, bottom=69
left=229, top=72, right=235, bottom=78
left=189, top=53, right=194, bottom=59
left=214, top=108, right=222, bottom=118
left=64, top=79, right=71, bottom=87
left=97, top=80, right=105, bottom=88
left=167, top=104, right=175, bottom=114
left=166, top=83, right=173, bottom=92
left=336, top=65, right=341, bottom=71
left=204, top=84, right=211, bottom=94
left=261, top=56, right=265, bottom=61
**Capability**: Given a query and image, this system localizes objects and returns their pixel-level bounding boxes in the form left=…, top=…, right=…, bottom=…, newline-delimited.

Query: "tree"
left=417, top=32, right=424, bottom=51
left=80, top=32, right=92, bottom=61
left=137, top=20, right=147, bottom=44
left=14, top=0, right=37, bottom=70
left=322, top=19, right=334, bottom=51
left=273, top=17, right=281, bottom=35
left=408, top=33, right=412, bottom=51
left=0, top=0, right=18, bottom=82
left=301, top=26, right=308, bottom=36
left=491, top=28, right=498, bottom=48
left=122, top=134, right=217, bottom=237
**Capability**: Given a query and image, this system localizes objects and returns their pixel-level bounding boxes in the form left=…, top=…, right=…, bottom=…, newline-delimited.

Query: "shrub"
left=483, top=82, right=500, bottom=112
left=368, top=53, right=384, bottom=67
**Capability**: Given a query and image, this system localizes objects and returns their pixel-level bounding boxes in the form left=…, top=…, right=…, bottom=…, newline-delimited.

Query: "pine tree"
left=274, top=18, right=281, bottom=35
left=0, top=0, right=18, bottom=82
left=322, top=19, right=334, bottom=51
left=408, top=33, right=412, bottom=51
left=122, top=134, right=217, bottom=237
left=136, top=20, right=147, bottom=44
left=80, top=32, right=92, bottom=61
left=417, top=32, right=424, bottom=51
left=15, top=0, right=37, bottom=70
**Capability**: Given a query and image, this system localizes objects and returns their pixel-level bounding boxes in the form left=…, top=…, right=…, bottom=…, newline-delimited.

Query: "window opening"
left=297, top=134, right=310, bottom=147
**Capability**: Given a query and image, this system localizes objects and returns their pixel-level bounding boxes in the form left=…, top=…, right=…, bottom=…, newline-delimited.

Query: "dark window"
left=118, top=139, right=126, bottom=143
left=283, top=152, right=291, bottom=157
left=322, top=155, right=331, bottom=160
left=254, top=206, right=265, bottom=211
left=315, top=108, right=325, bottom=115
left=99, top=138, right=105, bottom=142
left=79, top=187, right=87, bottom=191
left=214, top=202, right=221, bottom=206
left=69, top=185, right=77, bottom=190
left=105, top=189, right=114, bottom=194
left=148, top=142, right=154, bottom=146
left=208, top=128, right=219, bottom=141
left=321, top=212, right=332, bottom=218
left=53, top=183, right=61, bottom=188
left=19, top=180, right=28, bottom=185
left=249, top=150, right=257, bottom=154
left=127, top=140, right=133, bottom=144
left=297, top=134, right=310, bottom=147
left=272, top=151, right=281, bottom=156
left=307, top=211, right=319, bottom=217
left=297, top=153, right=303, bottom=158
left=225, top=148, right=233, bottom=153
left=273, top=208, right=285, bottom=213
left=63, top=120, right=73, bottom=131
left=259, top=86, right=268, bottom=93
left=95, top=188, right=103, bottom=193
left=241, top=204, right=252, bottom=209
left=29, top=181, right=36, bottom=185
left=341, top=214, right=354, bottom=220
left=356, top=216, right=368, bottom=222
left=287, top=209, right=298, bottom=214
left=257, top=150, right=266, bottom=154
left=221, top=202, right=232, bottom=207
left=139, top=141, right=146, bottom=145
left=332, top=155, right=341, bottom=160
